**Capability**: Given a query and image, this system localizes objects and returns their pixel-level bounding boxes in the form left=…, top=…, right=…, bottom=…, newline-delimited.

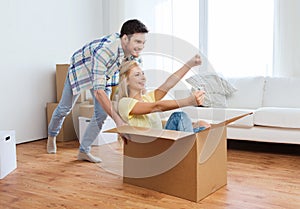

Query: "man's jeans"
left=48, top=77, right=110, bottom=153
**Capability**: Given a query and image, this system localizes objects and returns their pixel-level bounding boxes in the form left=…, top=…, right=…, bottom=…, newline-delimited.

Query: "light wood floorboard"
left=0, top=139, right=299, bottom=209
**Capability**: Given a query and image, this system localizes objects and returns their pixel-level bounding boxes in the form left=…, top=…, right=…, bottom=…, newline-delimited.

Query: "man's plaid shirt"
left=68, top=33, right=130, bottom=95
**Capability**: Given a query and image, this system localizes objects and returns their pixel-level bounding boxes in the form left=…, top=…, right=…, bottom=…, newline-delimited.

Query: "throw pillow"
left=186, top=72, right=237, bottom=107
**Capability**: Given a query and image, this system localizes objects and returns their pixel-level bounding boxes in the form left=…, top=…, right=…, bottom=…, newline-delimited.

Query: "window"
left=207, top=0, right=274, bottom=77
left=121, top=0, right=274, bottom=77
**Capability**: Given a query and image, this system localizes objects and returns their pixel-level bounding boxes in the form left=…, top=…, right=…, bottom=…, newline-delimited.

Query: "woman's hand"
left=191, top=90, right=205, bottom=106
left=186, top=54, right=202, bottom=68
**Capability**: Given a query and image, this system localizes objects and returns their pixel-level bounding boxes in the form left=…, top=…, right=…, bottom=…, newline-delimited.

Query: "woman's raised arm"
left=154, top=54, right=202, bottom=101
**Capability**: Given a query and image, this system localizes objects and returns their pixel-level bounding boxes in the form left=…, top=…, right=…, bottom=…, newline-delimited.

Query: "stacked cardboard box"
left=46, top=64, right=87, bottom=142
left=55, top=64, right=86, bottom=103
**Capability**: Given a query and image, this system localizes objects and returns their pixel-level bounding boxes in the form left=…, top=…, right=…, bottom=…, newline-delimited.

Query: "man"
left=47, top=19, right=148, bottom=163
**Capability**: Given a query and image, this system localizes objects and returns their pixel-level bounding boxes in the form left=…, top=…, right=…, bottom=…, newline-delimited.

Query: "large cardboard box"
left=0, top=130, right=17, bottom=179
left=79, top=117, right=117, bottom=146
left=56, top=64, right=86, bottom=103
left=46, top=103, right=81, bottom=141
left=105, top=113, right=251, bottom=202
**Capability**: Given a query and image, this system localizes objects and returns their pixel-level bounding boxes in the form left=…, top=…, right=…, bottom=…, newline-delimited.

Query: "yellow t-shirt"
left=118, top=91, right=163, bottom=129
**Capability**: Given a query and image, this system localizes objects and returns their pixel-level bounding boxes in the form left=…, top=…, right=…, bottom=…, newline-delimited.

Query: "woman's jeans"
left=48, top=76, right=110, bottom=153
left=164, top=112, right=206, bottom=133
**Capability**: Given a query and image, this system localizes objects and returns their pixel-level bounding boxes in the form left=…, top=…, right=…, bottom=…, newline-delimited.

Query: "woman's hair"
left=114, top=60, right=140, bottom=103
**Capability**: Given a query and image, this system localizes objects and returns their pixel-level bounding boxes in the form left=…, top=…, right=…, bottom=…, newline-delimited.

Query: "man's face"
left=122, top=33, right=146, bottom=57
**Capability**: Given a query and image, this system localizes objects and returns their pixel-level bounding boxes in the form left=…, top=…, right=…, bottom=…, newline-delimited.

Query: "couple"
left=47, top=19, right=209, bottom=163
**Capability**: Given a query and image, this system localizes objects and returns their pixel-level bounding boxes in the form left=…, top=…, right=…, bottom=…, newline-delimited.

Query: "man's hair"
left=120, top=19, right=149, bottom=38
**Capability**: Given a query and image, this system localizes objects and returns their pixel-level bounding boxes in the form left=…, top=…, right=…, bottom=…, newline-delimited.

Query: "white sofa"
left=172, top=76, right=300, bottom=145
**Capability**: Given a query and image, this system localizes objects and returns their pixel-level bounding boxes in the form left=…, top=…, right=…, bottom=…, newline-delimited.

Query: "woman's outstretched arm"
left=154, top=54, right=202, bottom=101
left=130, top=90, right=205, bottom=115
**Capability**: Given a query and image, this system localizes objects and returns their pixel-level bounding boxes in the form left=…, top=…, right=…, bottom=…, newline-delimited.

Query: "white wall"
left=0, top=0, right=103, bottom=143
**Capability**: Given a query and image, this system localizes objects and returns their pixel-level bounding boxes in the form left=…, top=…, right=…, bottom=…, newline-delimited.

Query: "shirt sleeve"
left=118, top=98, right=139, bottom=122
left=91, top=46, right=112, bottom=90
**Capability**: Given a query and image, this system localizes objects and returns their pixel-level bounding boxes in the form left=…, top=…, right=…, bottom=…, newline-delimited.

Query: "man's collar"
left=122, top=56, right=142, bottom=64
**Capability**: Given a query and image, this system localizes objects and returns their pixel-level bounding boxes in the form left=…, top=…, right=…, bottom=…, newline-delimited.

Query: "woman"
left=116, top=54, right=210, bottom=133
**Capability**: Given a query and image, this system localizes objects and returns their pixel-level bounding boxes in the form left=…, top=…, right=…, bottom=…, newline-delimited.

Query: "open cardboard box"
left=105, top=113, right=252, bottom=202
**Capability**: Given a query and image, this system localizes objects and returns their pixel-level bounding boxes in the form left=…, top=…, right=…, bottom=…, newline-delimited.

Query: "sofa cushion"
left=263, top=77, right=300, bottom=108
left=226, top=76, right=265, bottom=109
left=186, top=72, right=237, bottom=107
left=254, top=107, right=300, bottom=128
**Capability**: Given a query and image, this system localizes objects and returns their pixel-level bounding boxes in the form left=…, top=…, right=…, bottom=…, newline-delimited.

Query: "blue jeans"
left=48, top=76, right=110, bottom=153
left=164, top=112, right=206, bottom=133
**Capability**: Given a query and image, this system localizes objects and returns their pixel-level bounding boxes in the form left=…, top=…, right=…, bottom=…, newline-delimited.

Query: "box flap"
left=212, top=112, right=253, bottom=127
left=104, top=112, right=252, bottom=139
left=104, top=125, right=194, bottom=141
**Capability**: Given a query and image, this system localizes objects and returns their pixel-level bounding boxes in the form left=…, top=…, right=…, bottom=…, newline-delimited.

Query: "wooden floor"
left=0, top=139, right=299, bottom=209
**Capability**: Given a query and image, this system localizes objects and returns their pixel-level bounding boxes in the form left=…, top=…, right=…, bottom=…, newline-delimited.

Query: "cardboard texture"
left=0, top=130, right=17, bottom=179
left=46, top=103, right=82, bottom=141
left=105, top=113, right=251, bottom=202
left=87, top=98, right=94, bottom=105
left=56, top=64, right=86, bottom=103
left=79, top=104, right=94, bottom=118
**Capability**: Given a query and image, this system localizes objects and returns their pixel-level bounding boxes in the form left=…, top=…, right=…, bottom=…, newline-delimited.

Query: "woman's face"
left=127, top=66, right=146, bottom=92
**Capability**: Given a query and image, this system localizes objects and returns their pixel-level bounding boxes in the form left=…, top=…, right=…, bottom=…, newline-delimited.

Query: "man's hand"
left=115, top=118, right=130, bottom=144
left=119, top=133, right=130, bottom=144
left=114, top=117, right=127, bottom=127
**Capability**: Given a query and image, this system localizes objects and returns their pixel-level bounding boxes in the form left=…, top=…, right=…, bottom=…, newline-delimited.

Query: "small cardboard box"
left=0, top=130, right=17, bottom=179
left=105, top=113, right=251, bottom=202
left=56, top=64, right=86, bottom=103
left=79, top=117, right=117, bottom=146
